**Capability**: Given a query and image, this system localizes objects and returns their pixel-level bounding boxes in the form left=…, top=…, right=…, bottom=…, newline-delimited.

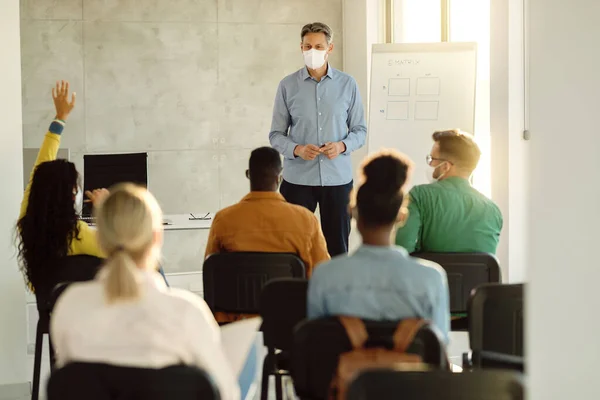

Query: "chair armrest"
left=472, top=350, right=525, bottom=372
left=462, top=351, right=473, bottom=370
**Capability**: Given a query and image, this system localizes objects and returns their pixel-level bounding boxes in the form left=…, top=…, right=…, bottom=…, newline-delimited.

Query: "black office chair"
left=31, top=255, right=103, bottom=400
left=412, top=252, right=501, bottom=314
left=346, top=369, right=525, bottom=400
left=291, top=318, right=447, bottom=400
left=463, top=283, right=525, bottom=372
left=47, top=362, right=220, bottom=400
left=259, top=278, right=308, bottom=400
left=203, top=252, right=305, bottom=315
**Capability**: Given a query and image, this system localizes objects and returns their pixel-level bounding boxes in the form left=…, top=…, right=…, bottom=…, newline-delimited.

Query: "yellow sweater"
left=20, top=131, right=105, bottom=258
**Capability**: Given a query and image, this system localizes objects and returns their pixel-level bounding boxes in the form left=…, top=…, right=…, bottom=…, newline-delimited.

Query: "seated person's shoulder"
left=77, top=219, right=92, bottom=230
left=165, top=288, right=213, bottom=316
left=485, top=196, right=502, bottom=213
left=406, top=183, right=433, bottom=202
left=411, top=182, right=443, bottom=196
left=166, top=287, right=207, bottom=307
left=211, top=202, right=254, bottom=228
left=65, top=280, right=101, bottom=296
left=409, top=256, right=447, bottom=283
left=212, top=203, right=239, bottom=221
left=54, top=280, right=102, bottom=312
left=310, top=255, right=350, bottom=281
left=469, top=188, right=503, bottom=219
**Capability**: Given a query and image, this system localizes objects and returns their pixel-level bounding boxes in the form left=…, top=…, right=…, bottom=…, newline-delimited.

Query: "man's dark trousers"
left=280, top=180, right=353, bottom=257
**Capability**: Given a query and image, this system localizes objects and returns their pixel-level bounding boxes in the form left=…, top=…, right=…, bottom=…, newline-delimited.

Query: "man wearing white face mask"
left=395, top=130, right=503, bottom=254
left=269, top=22, right=367, bottom=257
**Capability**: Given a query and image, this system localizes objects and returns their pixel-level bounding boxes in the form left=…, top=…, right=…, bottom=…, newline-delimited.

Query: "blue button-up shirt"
left=269, top=66, right=367, bottom=187
left=307, top=245, right=450, bottom=343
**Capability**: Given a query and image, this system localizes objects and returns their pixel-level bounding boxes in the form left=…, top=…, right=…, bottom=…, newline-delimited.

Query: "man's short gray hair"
left=301, top=22, right=334, bottom=44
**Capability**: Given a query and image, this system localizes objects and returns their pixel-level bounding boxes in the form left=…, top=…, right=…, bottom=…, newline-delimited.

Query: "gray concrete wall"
left=20, top=0, right=343, bottom=273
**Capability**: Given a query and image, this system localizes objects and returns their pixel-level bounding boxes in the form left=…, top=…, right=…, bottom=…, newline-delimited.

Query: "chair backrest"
left=346, top=369, right=524, bottom=400
left=260, top=278, right=308, bottom=351
left=291, top=317, right=447, bottom=400
left=412, top=252, right=501, bottom=313
left=469, top=283, right=525, bottom=356
left=35, top=255, right=104, bottom=312
left=50, top=282, right=72, bottom=311
left=47, top=362, right=220, bottom=400
left=203, top=252, right=305, bottom=314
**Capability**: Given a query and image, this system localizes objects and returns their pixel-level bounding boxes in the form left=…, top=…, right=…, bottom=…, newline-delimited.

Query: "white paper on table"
left=220, top=317, right=262, bottom=378
left=451, top=363, right=463, bottom=373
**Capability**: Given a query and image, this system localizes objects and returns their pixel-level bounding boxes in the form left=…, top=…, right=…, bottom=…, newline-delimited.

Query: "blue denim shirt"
left=307, top=245, right=450, bottom=343
left=269, top=66, right=367, bottom=187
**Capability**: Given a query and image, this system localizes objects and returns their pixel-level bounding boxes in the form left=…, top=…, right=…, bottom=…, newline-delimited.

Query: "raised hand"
left=52, top=80, right=76, bottom=121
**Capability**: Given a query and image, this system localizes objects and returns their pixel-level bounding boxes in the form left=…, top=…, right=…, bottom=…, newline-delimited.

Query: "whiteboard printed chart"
left=368, top=43, right=477, bottom=186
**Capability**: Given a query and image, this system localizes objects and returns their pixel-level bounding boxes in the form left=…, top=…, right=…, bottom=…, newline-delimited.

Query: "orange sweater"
left=205, top=191, right=330, bottom=323
left=205, top=191, right=330, bottom=276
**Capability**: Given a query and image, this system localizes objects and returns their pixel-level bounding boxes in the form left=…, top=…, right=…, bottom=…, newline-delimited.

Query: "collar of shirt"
left=439, top=176, right=472, bottom=190
left=241, top=191, right=286, bottom=202
left=300, top=64, right=336, bottom=81
left=96, top=267, right=167, bottom=291
left=356, top=244, right=410, bottom=258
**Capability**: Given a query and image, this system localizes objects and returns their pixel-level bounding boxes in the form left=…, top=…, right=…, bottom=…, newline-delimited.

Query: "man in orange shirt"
left=205, top=147, right=330, bottom=277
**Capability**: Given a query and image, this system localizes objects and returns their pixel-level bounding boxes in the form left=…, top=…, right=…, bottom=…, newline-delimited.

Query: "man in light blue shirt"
left=307, top=150, right=450, bottom=343
left=269, top=22, right=367, bottom=256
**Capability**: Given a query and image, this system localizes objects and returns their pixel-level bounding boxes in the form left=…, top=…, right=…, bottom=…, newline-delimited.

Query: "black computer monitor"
left=82, top=153, right=148, bottom=217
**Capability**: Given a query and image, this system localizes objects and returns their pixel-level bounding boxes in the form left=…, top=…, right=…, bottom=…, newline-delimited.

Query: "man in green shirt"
left=396, top=129, right=502, bottom=254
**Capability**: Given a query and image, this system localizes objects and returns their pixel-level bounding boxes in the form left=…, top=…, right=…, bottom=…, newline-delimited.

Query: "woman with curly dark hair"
left=17, top=81, right=108, bottom=291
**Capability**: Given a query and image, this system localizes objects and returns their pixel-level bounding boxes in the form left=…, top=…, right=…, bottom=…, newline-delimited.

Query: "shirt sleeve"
left=306, top=269, right=327, bottom=319
left=432, top=268, right=451, bottom=344
left=300, top=215, right=331, bottom=278
left=268, top=81, right=298, bottom=160
left=341, top=78, right=367, bottom=154
left=204, top=213, right=222, bottom=259
left=395, top=190, right=422, bottom=253
left=70, top=222, right=106, bottom=258
left=20, top=126, right=63, bottom=219
left=185, top=298, right=241, bottom=400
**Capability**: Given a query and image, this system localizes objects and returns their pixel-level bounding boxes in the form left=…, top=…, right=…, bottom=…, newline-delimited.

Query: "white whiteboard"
left=368, top=42, right=477, bottom=186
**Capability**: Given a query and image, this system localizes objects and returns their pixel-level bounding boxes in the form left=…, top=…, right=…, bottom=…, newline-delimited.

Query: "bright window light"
left=393, top=0, right=492, bottom=198
left=393, top=0, right=441, bottom=43
left=450, top=0, right=492, bottom=198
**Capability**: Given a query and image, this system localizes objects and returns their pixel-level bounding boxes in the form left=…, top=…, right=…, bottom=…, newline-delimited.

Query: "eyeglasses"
left=426, top=154, right=446, bottom=166
left=425, top=154, right=454, bottom=166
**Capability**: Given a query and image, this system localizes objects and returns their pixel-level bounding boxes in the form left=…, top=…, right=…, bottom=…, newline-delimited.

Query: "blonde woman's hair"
left=94, top=183, right=163, bottom=303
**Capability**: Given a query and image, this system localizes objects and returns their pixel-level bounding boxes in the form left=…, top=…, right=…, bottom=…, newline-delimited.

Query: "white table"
left=84, top=213, right=214, bottom=231
left=163, top=213, right=214, bottom=231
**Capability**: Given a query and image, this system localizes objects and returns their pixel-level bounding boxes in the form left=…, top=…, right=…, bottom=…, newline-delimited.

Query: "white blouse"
left=50, top=269, right=240, bottom=400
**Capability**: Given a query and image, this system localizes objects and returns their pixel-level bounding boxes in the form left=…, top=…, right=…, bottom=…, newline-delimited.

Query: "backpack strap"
left=338, top=316, right=369, bottom=350
left=393, top=319, right=427, bottom=352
